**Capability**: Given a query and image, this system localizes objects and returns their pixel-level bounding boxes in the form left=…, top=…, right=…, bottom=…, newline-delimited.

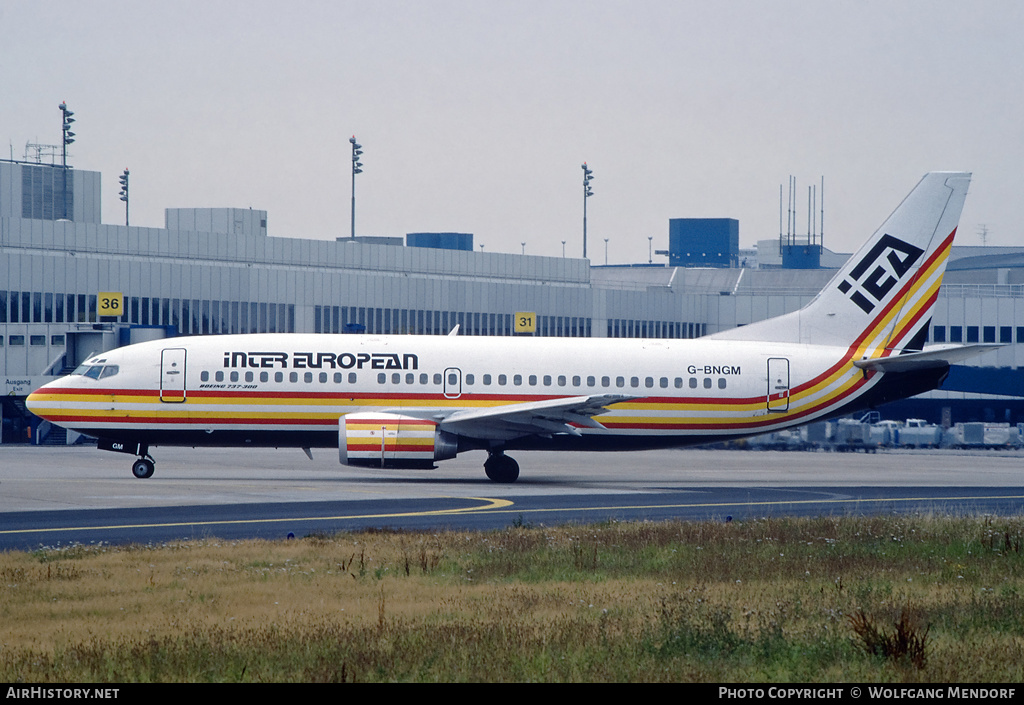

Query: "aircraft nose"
left=26, top=380, right=60, bottom=419
left=26, top=390, right=44, bottom=414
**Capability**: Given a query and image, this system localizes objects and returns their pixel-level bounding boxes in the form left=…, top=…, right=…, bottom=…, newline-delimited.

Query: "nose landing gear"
left=131, top=455, right=156, bottom=479
left=97, top=438, right=156, bottom=479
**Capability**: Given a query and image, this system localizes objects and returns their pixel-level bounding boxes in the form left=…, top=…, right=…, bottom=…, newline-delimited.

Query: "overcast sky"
left=3, top=1, right=1022, bottom=262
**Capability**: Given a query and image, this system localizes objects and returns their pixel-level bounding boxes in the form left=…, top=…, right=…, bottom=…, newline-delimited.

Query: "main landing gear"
left=484, top=450, right=519, bottom=483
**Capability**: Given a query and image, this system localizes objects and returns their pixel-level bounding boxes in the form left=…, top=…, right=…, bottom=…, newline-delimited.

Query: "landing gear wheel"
left=484, top=453, right=520, bottom=483
left=132, top=457, right=155, bottom=479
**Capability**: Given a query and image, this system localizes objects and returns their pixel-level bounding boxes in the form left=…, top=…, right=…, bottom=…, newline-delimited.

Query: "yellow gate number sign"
left=514, top=311, right=536, bottom=334
left=98, top=292, right=124, bottom=317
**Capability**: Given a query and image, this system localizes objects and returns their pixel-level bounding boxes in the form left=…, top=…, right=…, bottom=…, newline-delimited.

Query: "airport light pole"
left=350, top=136, right=363, bottom=239
left=604, top=238, right=609, bottom=265
left=582, top=162, right=594, bottom=259
left=59, top=101, right=74, bottom=168
left=118, top=169, right=129, bottom=226
left=59, top=102, right=75, bottom=219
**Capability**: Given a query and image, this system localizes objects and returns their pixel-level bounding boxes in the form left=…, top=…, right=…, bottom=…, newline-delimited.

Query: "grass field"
left=2, top=514, right=1023, bottom=682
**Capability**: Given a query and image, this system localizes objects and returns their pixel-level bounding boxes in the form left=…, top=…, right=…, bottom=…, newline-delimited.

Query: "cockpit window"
left=73, top=364, right=119, bottom=380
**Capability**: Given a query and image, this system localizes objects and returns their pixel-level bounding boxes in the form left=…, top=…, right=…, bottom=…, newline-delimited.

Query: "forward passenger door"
left=160, top=348, right=187, bottom=403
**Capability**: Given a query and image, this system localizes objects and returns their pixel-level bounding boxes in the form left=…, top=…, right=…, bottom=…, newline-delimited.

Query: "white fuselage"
left=27, top=332, right=887, bottom=450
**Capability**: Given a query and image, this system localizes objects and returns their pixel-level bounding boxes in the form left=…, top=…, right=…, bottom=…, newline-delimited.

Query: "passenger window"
left=601, top=376, right=610, bottom=387
left=348, top=372, right=357, bottom=384
left=558, top=375, right=567, bottom=386
left=645, top=377, right=654, bottom=388
left=466, top=374, right=475, bottom=385
left=718, top=378, right=727, bottom=389
left=230, top=371, right=239, bottom=382
left=420, top=373, right=428, bottom=384
left=543, top=375, right=551, bottom=386
left=305, top=372, right=314, bottom=383
left=513, top=374, right=522, bottom=386
left=528, top=375, right=538, bottom=386
left=289, top=372, right=298, bottom=383
left=392, top=373, right=401, bottom=384
left=689, top=378, right=697, bottom=389
left=572, top=375, right=581, bottom=386
left=703, top=378, right=712, bottom=389
left=334, top=372, right=343, bottom=383
left=261, top=371, right=270, bottom=382
left=201, top=371, right=210, bottom=382
left=378, top=373, right=387, bottom=384
left=498, top=374, right=507, bottom=385
left=433, top=373, right=442, bottom=385
left=483, top=374, right=492, bottom=385
left=615, top=376, right=625, bottom=388
left=406, top=373, right=414, bottom=384
left=320, top=372, right=328, bottom=383
left=245, top=371, right=254, bottom=382
left=215, top=371, right=224, bottom=382
left=448, top=373, right=458, bottom=385
left=674, top=377, right=683, bottom=389
left=631, top=377, right=640, bottom=388
left=275, top=372, right=284, bottom=383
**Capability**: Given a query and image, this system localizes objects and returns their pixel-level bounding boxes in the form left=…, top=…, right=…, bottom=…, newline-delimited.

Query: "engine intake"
left=339, top=412, right=458, bottom=468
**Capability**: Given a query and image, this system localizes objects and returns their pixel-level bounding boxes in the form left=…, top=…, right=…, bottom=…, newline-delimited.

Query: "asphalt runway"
left=2, top=444, right=1024, bottom=551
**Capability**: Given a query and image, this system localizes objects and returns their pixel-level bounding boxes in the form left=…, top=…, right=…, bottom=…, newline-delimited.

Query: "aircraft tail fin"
left=708, top=171, right=971, bottom=357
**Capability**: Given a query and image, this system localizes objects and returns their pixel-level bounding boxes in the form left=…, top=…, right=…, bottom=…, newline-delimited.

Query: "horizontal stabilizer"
left=852, top=344, right=1000, bottom=373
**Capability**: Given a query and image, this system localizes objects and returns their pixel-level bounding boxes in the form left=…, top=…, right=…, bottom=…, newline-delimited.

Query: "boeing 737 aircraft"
left=27, top=172, right=990, bottom=482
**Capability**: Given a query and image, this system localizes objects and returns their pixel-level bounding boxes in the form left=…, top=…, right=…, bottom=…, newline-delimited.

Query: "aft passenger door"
left=766, top=357, right=790, bottom=412
left=160, top=348, right=187, bottom=403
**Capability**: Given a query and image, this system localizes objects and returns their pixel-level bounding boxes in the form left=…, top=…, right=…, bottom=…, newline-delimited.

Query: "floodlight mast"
left=59, top=102, right=75, bottom=219
left=581, top=162, right=594, bottom=259
left=59, top=101, right=74, bottom=168
left=118, top=169, right=130, bottom=226
left=350, top=136, right=363, bottom=239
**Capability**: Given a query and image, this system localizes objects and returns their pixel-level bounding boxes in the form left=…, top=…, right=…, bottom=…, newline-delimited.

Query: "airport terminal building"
left=2, top=159, right=1022, bottom=442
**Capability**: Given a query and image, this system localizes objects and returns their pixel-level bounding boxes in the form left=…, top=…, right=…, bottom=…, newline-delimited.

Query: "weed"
left=510, top=514, right=534, bottom=529
left=848, top=606, right=930, bottom=669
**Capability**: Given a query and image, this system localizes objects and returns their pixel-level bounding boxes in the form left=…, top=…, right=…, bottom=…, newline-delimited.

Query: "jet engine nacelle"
left=339, top=412, right=458, bottom=468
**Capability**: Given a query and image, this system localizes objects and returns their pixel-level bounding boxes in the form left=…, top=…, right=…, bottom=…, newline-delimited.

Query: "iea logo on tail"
left=837, top=234, right=924, bottom=314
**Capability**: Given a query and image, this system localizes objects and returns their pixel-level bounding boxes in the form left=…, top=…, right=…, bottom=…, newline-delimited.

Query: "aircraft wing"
left=434, top=394, right=633, bottom=441
left=853, top=344, right=1001, bottom=373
